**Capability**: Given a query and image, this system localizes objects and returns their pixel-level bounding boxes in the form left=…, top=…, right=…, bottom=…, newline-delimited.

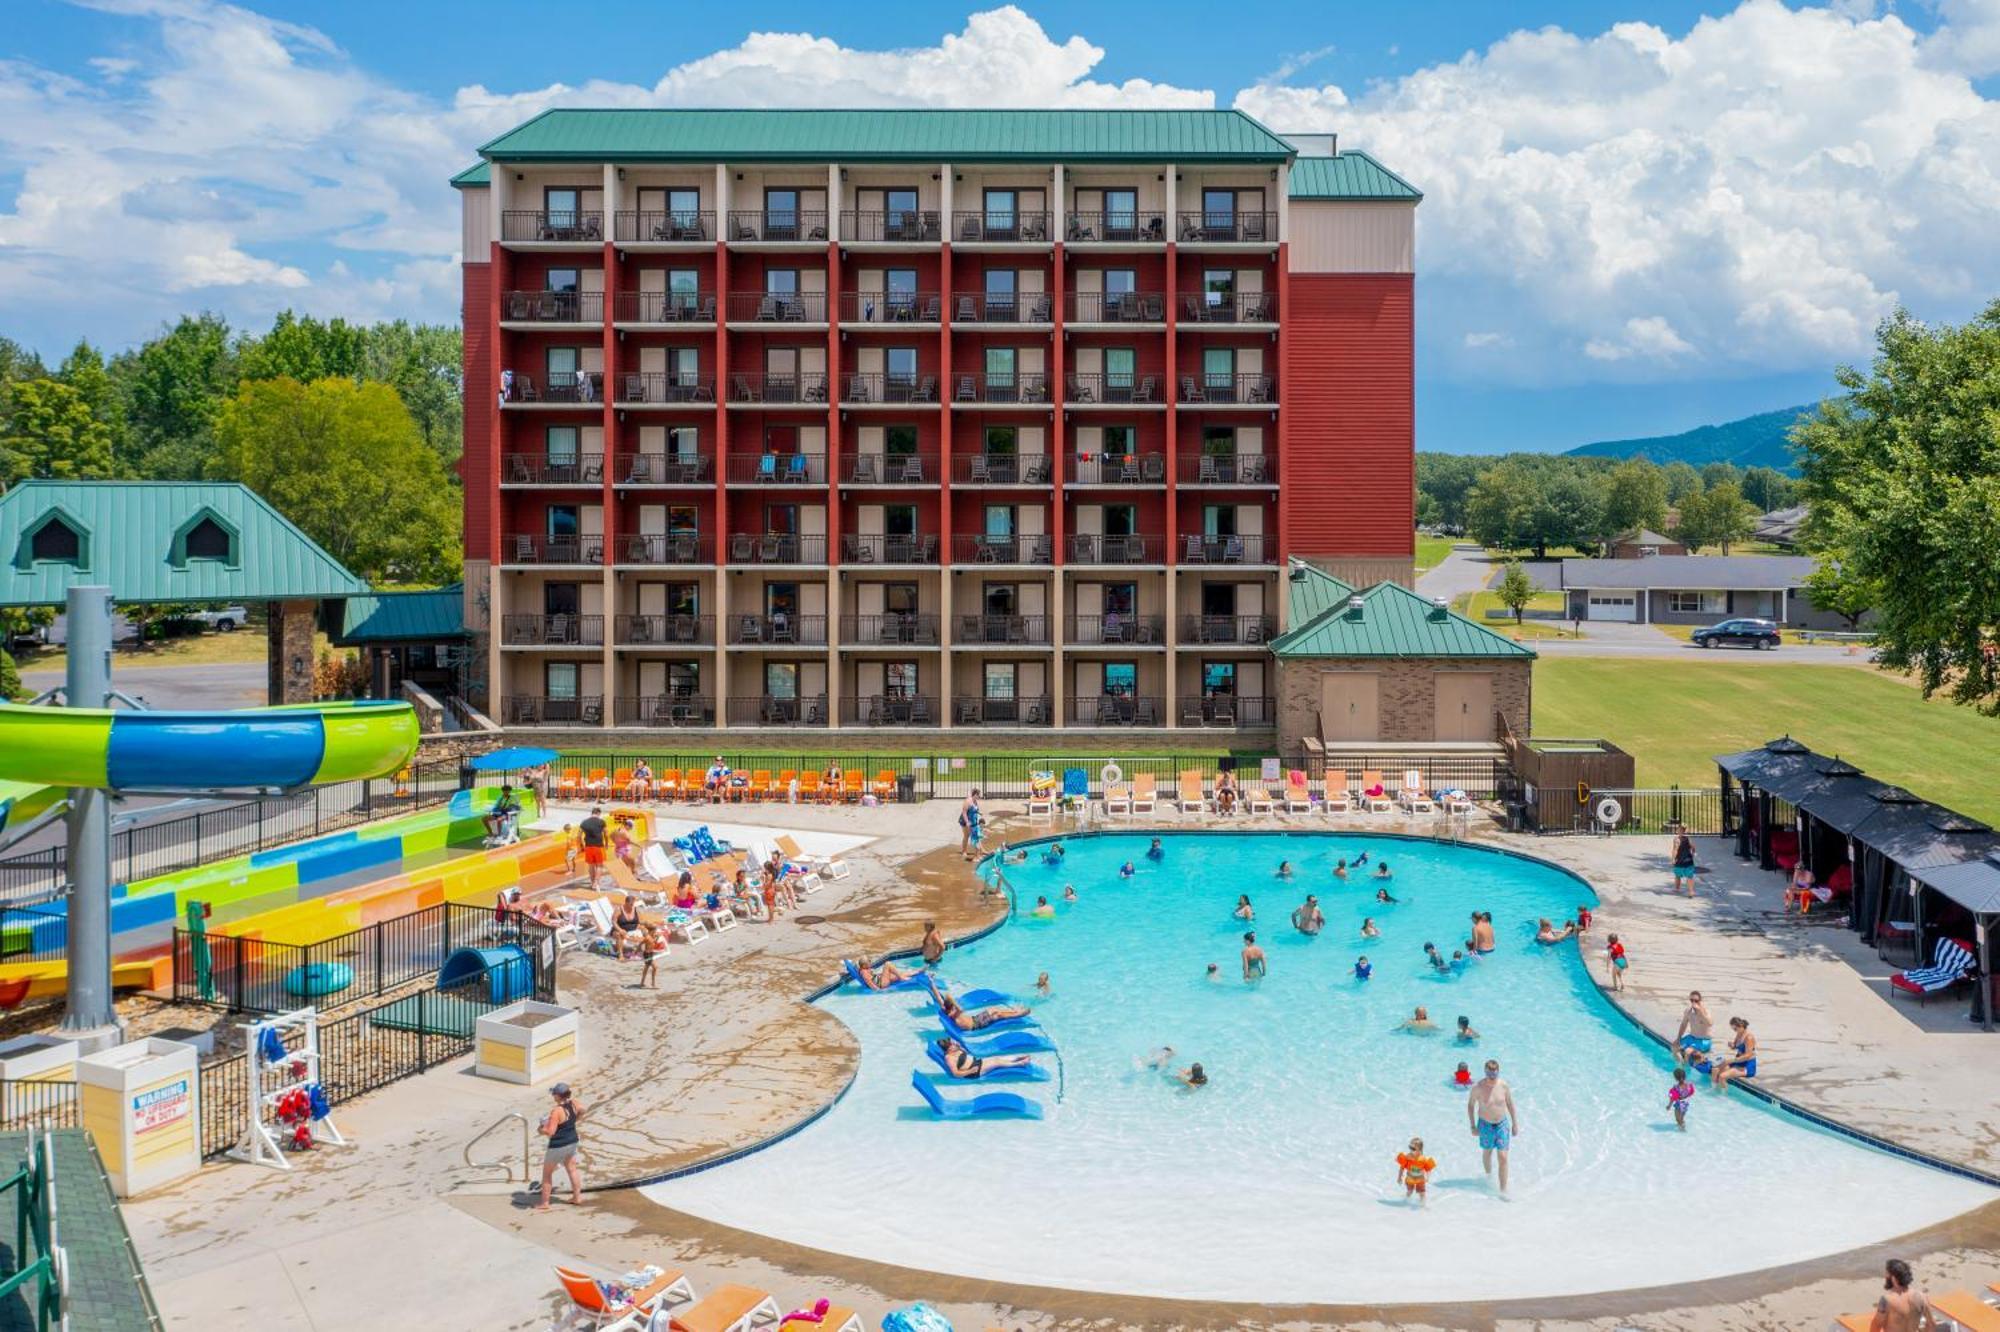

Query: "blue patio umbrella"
left=465, top=746, right=561, bottom=771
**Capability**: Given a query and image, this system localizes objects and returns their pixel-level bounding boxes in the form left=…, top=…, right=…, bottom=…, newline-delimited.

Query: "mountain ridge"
left=1565, top=404, right=1811, bottom=472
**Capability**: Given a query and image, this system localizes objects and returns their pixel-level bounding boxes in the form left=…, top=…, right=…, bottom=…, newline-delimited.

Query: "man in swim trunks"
left=1241, top=931, right=1266, bottom=981
left=1472, top=912, right=1496, bottom=953
left=1146, top=837, right=1165, bottom=861
left=1673, top=991, right=1714, bottom=1066
left=577, top=806, right=608, bottom=889
left=1292, top=895, right=1324, bottom=935
left=1397, top=1006, right=1436, bottom=1033
left=1467, top=1059, right=1519, bottom=1194
left=483, top=784, right=521, bottom=841
left=1872, top=1257, right=1939, bottom=1332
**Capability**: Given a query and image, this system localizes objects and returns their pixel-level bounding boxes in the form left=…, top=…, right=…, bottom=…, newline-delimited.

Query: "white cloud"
left=1463, top=331, right=1509, bottom=349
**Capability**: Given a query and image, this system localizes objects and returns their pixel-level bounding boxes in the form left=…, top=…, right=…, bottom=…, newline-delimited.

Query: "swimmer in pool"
left=1375, top=862, right=1393, bottom=879
left=1398, top=1006, right=1437, bottom=1033
left=1146, top=838, right=1165, bottom=861
left=1454, top=1061, right=1473, bottom=1087
left=1119, top=861, right=1136, bottom=879
left=1040, top=841, right=1066, bottom=867
left=1376, top=887, right=1400, bottom=905
left=1425, top=942, right=1450, bottom=974
left=1002, top=846, right=1029, bottom=866
left=1333, top=858, right=1349, bottom=880
left=1292, top=895, right=1325, bottom=935
left=1354, top=852, right=1370, bottom=868
left=1241, top=931, right=1267, bottom=981
left=1450, top=949, right=1469, bottom=973
left=1177, top=1062, right=1208, bottom=1090
left=1234, top=894, right=1254, bottom=921
left=1472, top=912, right=1497, bottom=954
left=1143, top=1046, right=1176, bottom=1070
left=1535, top=917, right=1574, bottom=944
left=1354, top=955, right=1372, bottom=981
left=1276, top=860, right=1294, bottom=879
left=1205, top=962, right=1222, bottom=983
left=1360, top=917, right=1381, bottom=939
left=1063, top=884, right=1078, bottom=902
left=1034, top=971, right=1051, bottom=997
left=936, top=1036, right=1033, bottom=1079
left=1456, top=1015, right=1481, bottom=1042
left=1031, top=895, right=1056, bottom=919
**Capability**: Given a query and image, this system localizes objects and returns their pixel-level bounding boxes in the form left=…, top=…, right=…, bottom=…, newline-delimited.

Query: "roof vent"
left=1345, top=595, right=1365, bottom=620
left=1429, top=596, right=1449, bottom=621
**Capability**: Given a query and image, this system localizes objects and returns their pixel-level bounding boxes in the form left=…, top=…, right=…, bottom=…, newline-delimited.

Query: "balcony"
left=840, top=210, right=943, bottom=243
left=618, top=452, right=711, bottom=486
left=1180, top=452, right=1275, bottom=485
left=955, top=614, right=1051, bottom=646
left=724, top=533, right=828, bottom=565
left=500, top=211, right=604, bottom=245
left=1175, top=211, right=1278, bottom=245
left=613, top=210, right=716, bottom=244
left=1064, top=212, right=1167, bottom=244
left=615, top=614, right=714, bottom=646
left=1069, top=292, right=1165, bottom=325
left=727, top=694, right=828, bottom=726
left=951, top=534, right=1053, bottom=566
left=503, top=695, right=604, bottom=726
left=613, top=291, right=716, bottom=324
left=1177, top=533, right=1274, bottom=566
left=501, top=613, right=604, bottom=647
left=1063, top=373, right=1162, bottom=406
left=950, top=372, right=1050, bottom=405
left=728, top=372, right=828, bottom=405
left=616, top=694, right=716, bottom=727
left=952, top=695, right=1053, bottom=726
left=950, top=452, right=1050, bottom=485
left=726, top=210, right=829, bottom=243
left=840, top=613, right=941, bottom=647
left=724, top=453, right=829, bottom=485
left=1068, top=452, right=1165, bottom=485
left=502, top=534, right=602, bottom=566
left=728, top=613, right=828, bottom=646
left=1176, top=373, right=1275, bottom=406
left=502, top=453, right=603, bottom=486
left=1179, top=695, right=1277, bottom=728
left=1180, top=613, right=1276, bottom=645
left=1068, top=694, right=1164, bottom=726
left=948, top=293, right=1052, bottom=325
left=844, top=452, right=937, bottom=485
left=615, top=533, right=712, bottom=566
left=502, top=371, right=603, bottom=406
left=838, top=291, right=941, bottom=325
left=726, top=291, right=828, bottom=324
left=615, top=372, right=715, bottom=406
left=1178, top=291, right=1277, bottom=324
left=843, top=694, right=940, bottom=726
left=1068, top=533, right=1161, bottom=564
left=841, top=373, right=939, bottom=406
left=1068, top=614, right=1166, bottom=645
left=501, top=290, right=603, bottom=324
left=951, top=211, right=1051, bottom=244
left=841, top=533, right=939, bottom=565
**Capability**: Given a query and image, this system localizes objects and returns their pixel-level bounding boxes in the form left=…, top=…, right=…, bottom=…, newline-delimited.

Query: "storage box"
left=0, top=1034, right=80, bottom=1118
left=474, top=1000, right=579, bottom=1085
left=77, top=1037, right=201, bottom=1197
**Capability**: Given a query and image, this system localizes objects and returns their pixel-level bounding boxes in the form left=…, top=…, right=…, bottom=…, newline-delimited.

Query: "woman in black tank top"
left=537, top=1083, right=584, bottom=1210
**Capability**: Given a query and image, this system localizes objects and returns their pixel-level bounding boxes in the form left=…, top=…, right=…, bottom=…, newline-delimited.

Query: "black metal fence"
left=0, top=906, right=67, bottom=964
left=1510, top=786, right=1724, bottom=836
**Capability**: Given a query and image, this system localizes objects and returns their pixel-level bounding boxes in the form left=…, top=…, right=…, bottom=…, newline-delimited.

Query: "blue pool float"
left=924, top=1039, right=1051, bottom=1083
left=843, top=958, right=929, bottom=993
left=284, top=960, right=354, bottom=998
left=910, top=1070, right=1043, bottom=1119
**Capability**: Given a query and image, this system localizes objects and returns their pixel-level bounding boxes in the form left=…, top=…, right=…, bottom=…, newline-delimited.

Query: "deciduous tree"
left=1, top=378, right=114, bottom=483
left=1495, top=560, right=1538, bottom=623
left=1601, top=458, right=1669, bottom=539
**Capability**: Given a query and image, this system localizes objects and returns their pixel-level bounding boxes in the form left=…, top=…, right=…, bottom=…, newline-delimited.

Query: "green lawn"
left=1455, top=590, right=1581, bottom=640
left=1533, top=659, right=2000, bottom=824
left=1414, top=534, right=1457, bottom=573
left=14, top=631, right=332, bottom=673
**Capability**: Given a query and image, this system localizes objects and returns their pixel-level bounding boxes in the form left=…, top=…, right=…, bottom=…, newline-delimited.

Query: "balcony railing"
left=501, top=211, right=604, bottom=244
left=501, top=613, right=604, bottom=647
left=1179, top=291, right=1277, bottom=323
left=728, top=372, right=828, bottom=404
left=615, top=533, right=711, bottom=565
left=1068, top=452, right=1166, bottom=485
left=951, top=452, right=1051, bottom=485
left=502, top=290, right=603, bottom=323
left=613, top=291, right=716, bottom=323
left=841, top=373, right=939, bottom=405
left=1064, top=211, right=1168, bottom=244
left=844, top=694, right=940, bottom=726
left=948, top=293, right=1052, bottom=324
left=1180, top=452, right=1274, bottom=484
left=1175, top=211, right=1278, bottom=244
left=951, top=372, right=1050, bottom=404
left=502, top=534, right=602, bottom=565
left=726, top=210, right=829, bottom=243
left=616, top=372, right=714, bottom=405
left=503, top=371, right=604, bottom=405
left=729, top=613, right=828, bottom=646
left=844, top=452, right=936, bottom=485
left=502, top=453, right=603, bottom=485
left=726, top=291, right=828, bottom=323
left=1069, top=533, right=1160, bottom=564
left=615, top=613, right=713, bottom=646
left=503, top=694, right=604, bottom=726
left=951, top=534, right=1053, bottom=566
left=1179, top=695, right=1277, bottom=727
left=1178, top=533, right=1274, bottom=565
left=841, top=533, right=939, bottom=565
left=838, top=291, right=941, bottom=324
left=725, top=453, right=829, bottom=485
left=1069, top=292, right=1165, bottom=323
left=952, top=212, right=1051, bottom=243
left=952, top=695, right=1054, bottom=726
left=616, top=694, right=716, bottom=727
left=726, top=694, right=828, bottom=726
left=1180, top=613, right=1277, bottom=645
left=1064, top=372, right=1161, bottom=405
left=840, top=210, right=943, bottom=243
left=1068, top=614, right=1166, bottom=645
left=614, top=210, right=715, bottom=244
left=841, top=613, right=941, bottom=646
left=619, top=452, right=711, bottom=485
left=956, top=614, right=1050, bottom=645
left=1177, top=373, right=1275, bottom=405
left=1069, top=694, right=1164, bottom=726
left=724, top=533, right=828, bottom=565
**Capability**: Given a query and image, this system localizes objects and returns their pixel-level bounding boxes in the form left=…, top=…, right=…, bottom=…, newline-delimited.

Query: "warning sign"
left=132, top=1078, right=190, bottom=1134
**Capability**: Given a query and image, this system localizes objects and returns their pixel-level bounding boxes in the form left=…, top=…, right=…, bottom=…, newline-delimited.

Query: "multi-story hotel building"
left=453, top=110, right=1419, bottom=737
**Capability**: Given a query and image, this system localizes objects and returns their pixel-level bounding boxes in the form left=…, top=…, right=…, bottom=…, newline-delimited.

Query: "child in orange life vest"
left=1395, top=1137, right=1437, bottom=1208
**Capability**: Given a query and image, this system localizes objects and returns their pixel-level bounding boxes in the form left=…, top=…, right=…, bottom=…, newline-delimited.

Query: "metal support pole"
left=59, top=585, right=126, bottom=1048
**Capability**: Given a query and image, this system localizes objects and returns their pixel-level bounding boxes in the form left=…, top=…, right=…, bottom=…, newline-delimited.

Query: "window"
left=1202, top=661, right=1237, bottom=697
left=764, top=424, right=799, bottom=456
left=545, top=505, right=580, bottom=538
left=667, top=662, right=700, bottom=697
left=1103, top=582, right=1137, bottom=616
left=983, top=189, right=1016, bottom=235
left=545, top=187, right=580, bottom=226
left=1102, top=424, right=1137, bottom=457
left=984, top=347, right=1016, bottom=394
left=1203, top=347, right=1236, bottom=395
left=665, top=505, right=699, bottom=534
left=984, top=662, right=1017, bottom=700
left=884, top=504, right=918, bottom=537
left=665, top=582, right=700, bottom=615
left=29, top=519, right=80, bottom=564
left=183, top=517, right=232, bottom=561
left=984, top=268, right=1016, bottom=317
left=765, top=583, right=800, bottom=617
left=668, top=268, right=700, bottom=316
left=545, top=267, right=579, bottom=293
left=1102, top=662, right=1138, bottom=696
left=546, top=346, right=579, bottom=384
left=984, top=505, right=1016, bottom=537
left=884, top=661, right=919, bottom=699
left=885, top=346, right=918, bottom=390
left=765, top=269, right=799, bottom=296
left=1202, top=425, right=1237, bottom=457
left=884, top=188, right=919, bottom=234
left=1203, top=269, right=1235, bottom=316
left=665, top=426, right=698, bottom=460
left=884, top=424, right=920, bottom=457
left=884, top=583, right=920, bottom=615
left=543, top=582, right=580, bottom=616
left=765, top=661, right=798, bottom=699
left=1200, top=582, right=1236, bottom=616
left=984, top=425, right=1017, bottom=456
left=545, top=425, right=579, bottom=466
left=544, top=661, right=579, bottom=700
left=764, top=503, right=799, bottom=535
left=1670, top=592, right=1725, bottom=614
left=885, top=268, right=918, bottom=314
left=665, top=188, right=700, bottom=229
left=765, top=188, right=800, bottom=237
left=1103, top=505, right=1137, bottom=537
left=1102, top=188, right=1137, bottom=235
left=1103, top=269, right=1137, bottom=316
left=984, top=583, right=1018, bottom=617
left=1104, top=347, right=1136, bottom=397
left=1202, top=188, right=1236, bottom=229
left=1203, top=505, right=1238, bottom=537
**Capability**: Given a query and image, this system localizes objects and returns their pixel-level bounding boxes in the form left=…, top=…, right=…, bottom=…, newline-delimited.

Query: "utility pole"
left=59, top=585, right=125, bottom=1049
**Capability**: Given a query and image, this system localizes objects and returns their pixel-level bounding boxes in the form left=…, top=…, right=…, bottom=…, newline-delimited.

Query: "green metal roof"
left=332, top=584, right=466, bottom=645
left=1284, top=560, right=1357, bottom=624
left=0, top=481, right=368, bottom=607
left=1272, top=579, right=1535, bottom=660
left=451, top=162, right=490, bottom=188
left=1287, top=151, right=1422, bottom=201
left=477, top=108, right=1297, bottom=164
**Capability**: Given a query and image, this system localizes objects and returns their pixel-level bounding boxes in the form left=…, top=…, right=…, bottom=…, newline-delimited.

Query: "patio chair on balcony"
left=512, top=373, right=538, bottom=402
left=851, top=454, right=880, bottom=483
left=967, top=454, right=993, bottom=484
left=888, top=455, right=921, bottom=484
left=845, top=373, right=872, bottom=402
left=507, top=456, right=533, bottom=484
left=1066, top=217, right=1095, bottom=242
left=756, top=535, right=782, bottom=562
left=512, top=535, right=536, bottom=564
left=729, top=534, right=755, bottom=563
left=954, top=375, right=977, bottom=402
left=910, top=696, right=933, bottom=724
left=1178, top=375, right=1205, bottom=404
left=505, top=292, right=533, bottom=320
left=958, top=215, right=981, bottom=241
left=1223, top=536, right=1245, bottom=564
left=954, top=296, right=978, bottom=324
left=752, top=453, right=778, bottom=483
left=786, top=453, right=811, bottom=482
left=1132, top=375, right=1158, bottom=404
left=1209, top=695, right=1237, bottom=727
left=623, top=454, right=653, bottom=485
left=1028, top=295, right=1052, bottom=323
left=1018, top=455, right=1049, bottom=485
left=1065, top=375, right=1095, bottom=403
left=1118, top=455, right=1141, bottom=484
left=731, top=373, right=760, bottom=403
left=1183, top=534, right=1209, bottom=564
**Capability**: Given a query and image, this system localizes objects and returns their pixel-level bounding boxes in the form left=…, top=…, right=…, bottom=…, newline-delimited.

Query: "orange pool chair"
left=656, top=769, right=681, bottom=801
left=683, top=769, right=708, bottom=801
left=872, top=769, right=896, bottom=800
left=777, top=769, right=798, bottom=799
left=842, top=770, right=865, bottom=802
left=585, top=768, right=610, bottom=798
left=554, top=1264, right=694, bottom=1330
left=799, top=772, right=822, bottom=801
left=747, top=770, right=772, bottom=800
left=555, top=768, right=582, bottom=800
left=612, top=768, right=634, bottom=798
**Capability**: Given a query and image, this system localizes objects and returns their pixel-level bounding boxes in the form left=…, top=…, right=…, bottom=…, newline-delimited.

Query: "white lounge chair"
left=1321, top=776, right=1351, bottom=814
left=1176, top=771, right=1209, bottom=815
left=1355, top=771, right=1394, bottom=813
left=1103, top=783, right=1132, bottom=817
left=1440, top=788, right=1474, bottom=815
left=1243, top=785, right=1276, bottom=814
left=1398, top=769, right=1436, bottom=814
left=665, top=913, right=708, bottom=945
left=1283, top=770, right=1313, bottom=813
left=1026, top=772, right=1057, bottom=821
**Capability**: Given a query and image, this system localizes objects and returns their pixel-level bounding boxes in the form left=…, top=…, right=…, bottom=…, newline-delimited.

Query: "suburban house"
left=1557, top=553, right=1852, bottom=628
left=1605, top=527, right=1685, bottom=559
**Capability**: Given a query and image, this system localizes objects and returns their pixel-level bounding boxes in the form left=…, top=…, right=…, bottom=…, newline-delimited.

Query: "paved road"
left=19, top=660, right=265, bottom=710
left=1413, top=543, right=1496, bottom=603
left=1529, top=636, right=1879, bottom=665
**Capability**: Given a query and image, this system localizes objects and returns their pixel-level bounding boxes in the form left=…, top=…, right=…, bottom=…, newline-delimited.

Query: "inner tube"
left=1101, top=762, right=1124, bottom=786
left=284, top=961, right=354, bottom=998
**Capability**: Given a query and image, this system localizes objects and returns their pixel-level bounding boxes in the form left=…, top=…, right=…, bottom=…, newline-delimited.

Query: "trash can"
left=896, top=774, right=917, bottom=803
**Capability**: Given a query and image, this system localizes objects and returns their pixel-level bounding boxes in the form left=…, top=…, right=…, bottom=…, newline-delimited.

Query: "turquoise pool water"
left=645, top=832, right=1991, bottom=1303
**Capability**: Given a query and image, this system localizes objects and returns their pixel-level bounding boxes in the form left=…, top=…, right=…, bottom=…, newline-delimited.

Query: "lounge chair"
left=1243, top=785, right=1276, bottom=814
left=1321, top=777, right=1351, bottom=814
left=612, top=768, right=634, bottom=798
left=555, top=768, right=582, bottom=801
left=1103, top=783, right=1132, bottom=817
left=1356, top=771, right=1394, bottom=813
left=842, top=770, right=865, bottom=802
left=554, top=1264, right=694, bottom=1331
left=1026, top=772, right=1057, bottom=820
left=1176, top=770, right=1209, bottom=815
left=909, top=1070, right=1044, bottom=1120
left=1768, top=828, right=1801, bottom=871
left=1398, top=769, right=1435, bottom=814
left=1131, top=772, right=1158, bottom=814
left=585, top=768, right=610, bottom=798
left=780, top=1306, right=863, bottom=1332
left=667, top=1282, right=780, bottom=1332
left=872, top=769, right=896, bottom=801
left=1284, top=770, right=1314, bottom=813
left=1439, top=788, right=1475, bottom=815
left=843, top=958, right=927, bottom=992
left=1890, top=937, right=1977, bottom=1004
left=774, top=833, right=848, bottom=880
left=798, top=772, right=822, bottom=802
left=928, top=984, right=1038, bottom=1036
left=682, top=769, right=707, bottom=802
left=923, top=1039, right=1052, bottom=1083
left=1929, top=1291, right=2000, bottom=1332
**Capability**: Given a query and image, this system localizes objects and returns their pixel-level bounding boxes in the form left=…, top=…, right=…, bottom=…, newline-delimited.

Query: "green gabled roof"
left=0, top=481, right=368, bottom=607
left=477, top=108, right=1297, bottom=164
left=451, top=162, right=490, bottom=188
left=1284, top=560, right=1357, bottom=624
left=1271, top=579, right=1535, bottom=660
left=332, top=584, right=466, bottom=646
left=1287, top=151, right=1422, bottom=201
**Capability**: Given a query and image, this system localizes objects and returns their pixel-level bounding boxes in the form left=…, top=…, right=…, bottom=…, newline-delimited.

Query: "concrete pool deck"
left=118, top=803, right=2000, bottom=1330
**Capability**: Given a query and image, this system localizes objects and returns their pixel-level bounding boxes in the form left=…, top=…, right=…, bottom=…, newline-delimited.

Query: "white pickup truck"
left=185, top=605, right=250, bottom=632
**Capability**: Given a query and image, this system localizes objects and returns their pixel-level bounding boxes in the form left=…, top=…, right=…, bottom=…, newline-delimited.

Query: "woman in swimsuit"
left=1375, top=887, right=1399, bottom=905
left=854, top=959, right=915, bottom=990
left=611, top=895, right=645, bottom=959
left=1360, top=917, right=1381, bottom=938
left=937, top=1036, right=1031, bottom=1078
left=1233, top=894, right=1254, bottom=921
left=939, top=992, right=1030, bottom=1028
left=1709, top=1017, right=1758, bottom=1090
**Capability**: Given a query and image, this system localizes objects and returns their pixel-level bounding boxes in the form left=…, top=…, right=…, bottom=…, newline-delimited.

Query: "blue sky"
left=4, top=0, right=1997, bottom=452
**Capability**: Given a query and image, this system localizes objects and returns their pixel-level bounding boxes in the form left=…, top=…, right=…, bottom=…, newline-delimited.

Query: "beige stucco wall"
left=1276, top=658, right=1532, bottom=749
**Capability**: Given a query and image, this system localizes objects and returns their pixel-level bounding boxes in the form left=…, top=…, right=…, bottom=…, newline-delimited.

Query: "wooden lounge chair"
left=779, top=1306, right=863, bottom=1332
left=1176, top=770, right=1209, bottom=815
left=1356, top=771, right=1394, bottom=813
left=1284, top=770, right=1314, bottom=813
left=668, top=1282, right=780, bottom=1332
left=1398, top=769, right=1435, bottom=814
left=554, top=1264, right=694, bottom=1331
left=1103, top=783, right=1132, bottom=817
left=1243, top=785, right=1276, bottom=814
left=1131, top=772, right=1158, bottom=814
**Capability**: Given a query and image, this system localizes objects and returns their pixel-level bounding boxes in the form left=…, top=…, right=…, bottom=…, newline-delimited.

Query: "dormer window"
left=185, top=517, right=232, bottom=561
left=32, top=519, right=81, bottom=563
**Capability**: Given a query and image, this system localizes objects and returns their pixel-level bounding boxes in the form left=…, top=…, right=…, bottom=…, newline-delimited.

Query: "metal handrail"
left=463, top=1111, right=531, bottom=1183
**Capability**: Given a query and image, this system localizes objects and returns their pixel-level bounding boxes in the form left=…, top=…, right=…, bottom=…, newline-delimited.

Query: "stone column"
left=266, top=598, right=317, bottom=704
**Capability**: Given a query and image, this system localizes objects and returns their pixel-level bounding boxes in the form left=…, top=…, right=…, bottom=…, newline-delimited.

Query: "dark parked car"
left=1692, top=617, right=1781, bottom=650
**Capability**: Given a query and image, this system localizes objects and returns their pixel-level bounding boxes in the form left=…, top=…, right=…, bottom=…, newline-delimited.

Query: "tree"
left=238, top=310, right=367, bottom=385
left=57, top=341, right=128, bottom=469
left=0, top=649, right=21, bottom=703
left=1415, top=453, right=1486, bottom=533
left=1741, top=465, right=1797, bottom=512
left=1699, top=461, right=1742, bottom=492
left=1523, top=469, right=1605, bottom=558
left=1674, top=482, right=1758, bottom=553
left=212, top=377, right=461, bottom=584
left=1661, top=461, right=1702, bottom=505
left=1795, top=301, right=2000, bottom=709
left=1464, top=461, right=1538, bottom=551
left=1802, top=556, right=1877, bottom=631
left=363, top=322, right=462, bottom=463
left=1, top=378, right=115, bottom=483
left=1601, top=458, right=1669, bottom=538
left=119, top=313, right=236, bottom=478
left=1495, top=560, right=1538, bottom=623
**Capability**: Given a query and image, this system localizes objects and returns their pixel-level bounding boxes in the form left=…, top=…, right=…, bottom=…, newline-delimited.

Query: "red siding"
left=462, top=260, right=495, bottom=561
left=1280, top=273, right=1413, bottom=560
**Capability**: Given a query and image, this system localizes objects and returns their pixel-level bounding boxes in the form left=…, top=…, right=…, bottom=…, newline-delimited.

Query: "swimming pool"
left=644, top=833, right=1992, bottom=1303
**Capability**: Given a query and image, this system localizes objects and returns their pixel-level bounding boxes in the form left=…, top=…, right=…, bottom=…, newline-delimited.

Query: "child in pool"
left=1233, top=894, right=1254, bottom=921
left=1119, top=861, right=1136, bottom=879
left=1668, top=1066, right=1693, bottom=1130
left=1374, top=861, right=1393, bottom=879
left=1454, top=1061, right=1473, bottom=1086
left=1354, top=852, right=1370, bottom=868
left=1031, top=896, right=1056, bottom=919
left=1395, top=1138, right=1436, bottom=1208
left=1360, top=917, right=1381, bottom=938
left=1205, top=962, right=1222, bottom=983
left=1333, top=859, right=1349, bottom=880
left=1450, top=949, right=1469, bottom=973
left=1354, top=956, right=1372, bottom=981
left=1456, top=1015, right=1480, bottom=1042
left=1043, top=843, right=1066, bottom=866
left=1145, top=838, right=1165, bottom=861
left=1276, top=860, right=1294, bottom=879
left=1424, top=942, right=1449, bottom=974
left=1035, top=971, right=1051, bottom=997
left=1063, top=884, right=1078, bottom=902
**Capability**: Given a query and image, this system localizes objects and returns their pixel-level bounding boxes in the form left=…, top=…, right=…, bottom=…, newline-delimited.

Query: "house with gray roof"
left=1557, top=553, right=1856, bottom=628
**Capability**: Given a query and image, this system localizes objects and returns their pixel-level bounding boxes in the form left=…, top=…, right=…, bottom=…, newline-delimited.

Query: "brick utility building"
left=453, top=109, right=1419, bottom=737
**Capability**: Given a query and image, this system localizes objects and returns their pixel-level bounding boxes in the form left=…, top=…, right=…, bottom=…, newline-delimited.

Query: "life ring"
left=1595, top=796, right=1624, bottom=827
left=1101, top=762, right=1124, bottom=786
